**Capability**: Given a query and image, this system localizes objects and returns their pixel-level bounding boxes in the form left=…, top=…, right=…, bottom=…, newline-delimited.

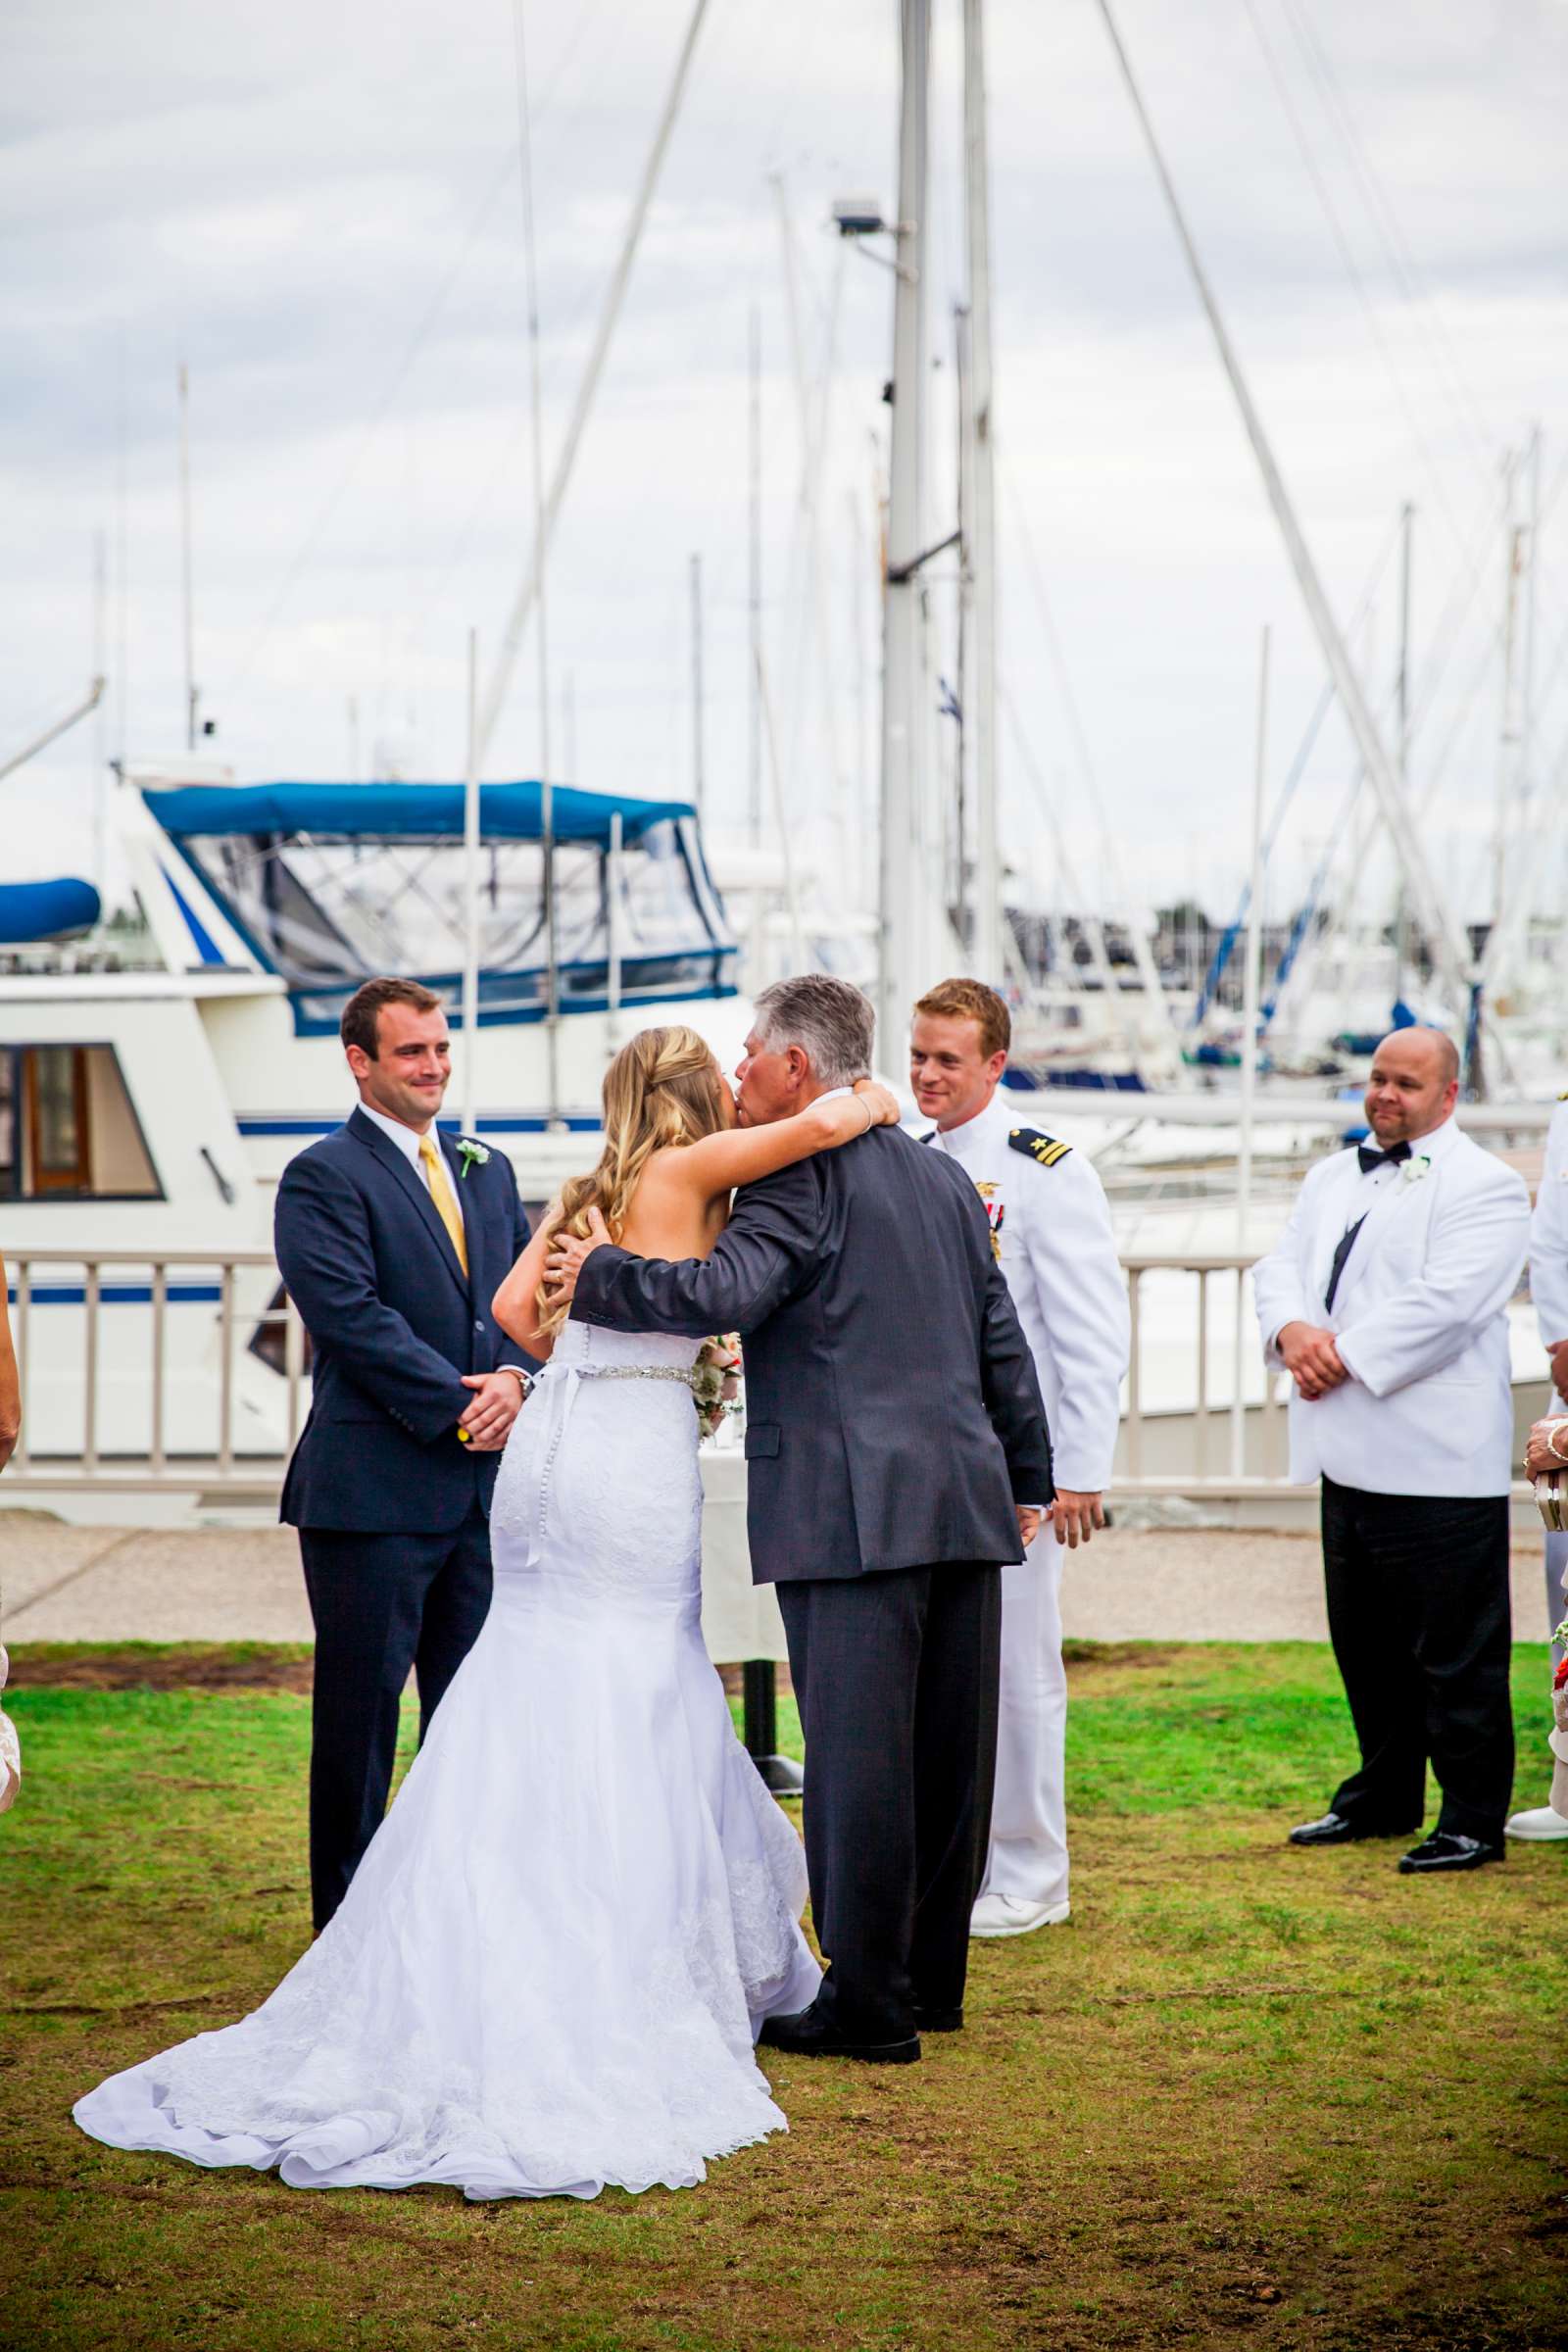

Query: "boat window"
left=174, top=814, right=737, bottom=1032
left=0, top=1046, right=162, bottom=1200
left=28, top=1045, right=88, bottom=1193
left=619, top=819, right=708, bottom=953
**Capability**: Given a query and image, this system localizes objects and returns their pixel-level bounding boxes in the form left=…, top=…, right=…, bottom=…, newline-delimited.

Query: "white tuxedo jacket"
left=1251, top=1117, right=1529, bottom=1496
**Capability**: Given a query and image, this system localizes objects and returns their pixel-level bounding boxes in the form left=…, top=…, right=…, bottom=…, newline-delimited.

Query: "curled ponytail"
left=534, top=1026, right=728, bottom=1337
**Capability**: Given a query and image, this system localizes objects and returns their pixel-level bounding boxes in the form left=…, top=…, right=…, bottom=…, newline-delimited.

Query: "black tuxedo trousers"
left=1320, top=1477, right=1514, bottom=1842
left=777, top=1559, right=1003, bottom=2038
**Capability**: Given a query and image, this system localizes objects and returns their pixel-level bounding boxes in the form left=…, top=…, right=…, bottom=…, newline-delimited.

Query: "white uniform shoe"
left=969, top=1892, right=1071, bottom=1938
left=1503, top=1804, right=1568, bottom=1840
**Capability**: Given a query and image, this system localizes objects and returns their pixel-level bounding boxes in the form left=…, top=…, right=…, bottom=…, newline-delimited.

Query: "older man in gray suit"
left=547, top=975, right=1052, bottom=2065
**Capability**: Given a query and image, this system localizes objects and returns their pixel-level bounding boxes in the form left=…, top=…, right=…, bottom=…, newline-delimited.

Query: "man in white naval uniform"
left=1504, top=1092, right=1568, bottom=1842
left=910, top=978, right=1130, bottom=1938
left=1251, top=1027, right=1529, bottom=1876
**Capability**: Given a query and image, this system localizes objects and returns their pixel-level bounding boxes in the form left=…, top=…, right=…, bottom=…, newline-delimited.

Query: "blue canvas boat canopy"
left=143, top=781, right=695, bottom=849
left=0, top=877, right=102, bottom=945
left=142, top=780, right=735, bottom=1035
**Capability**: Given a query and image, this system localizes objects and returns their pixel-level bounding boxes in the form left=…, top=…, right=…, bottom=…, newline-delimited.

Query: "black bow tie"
left=1357, top=1140, right=1412, bottom=1175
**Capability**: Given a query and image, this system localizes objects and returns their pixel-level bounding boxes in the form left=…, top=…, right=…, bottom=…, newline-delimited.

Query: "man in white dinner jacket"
left=1503, top=1092, right=1568, bottom=1841
left=1251, top=1026, right=1529, bottom=1876
left=910, top=977, right=1130, bottom=1937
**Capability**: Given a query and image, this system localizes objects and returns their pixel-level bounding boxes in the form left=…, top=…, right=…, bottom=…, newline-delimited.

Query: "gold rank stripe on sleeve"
left=1008, top=1127, right=1072, bottom=1168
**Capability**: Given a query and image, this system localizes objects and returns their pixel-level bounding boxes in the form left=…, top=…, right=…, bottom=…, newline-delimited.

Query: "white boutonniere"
left=1400, top=1154, right=1432, bottom=1186
left=455, top=1137, right=491, bottom=1182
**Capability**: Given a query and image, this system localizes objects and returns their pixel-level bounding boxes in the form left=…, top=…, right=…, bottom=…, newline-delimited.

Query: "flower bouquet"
left=693, top=1336, right=743, bottom=1444
left=1550, top=1644, right=1568, bottom=1824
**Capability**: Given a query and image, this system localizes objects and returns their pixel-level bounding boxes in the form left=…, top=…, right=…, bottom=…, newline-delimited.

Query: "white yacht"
left=1, top=766, right=746, bottom=1472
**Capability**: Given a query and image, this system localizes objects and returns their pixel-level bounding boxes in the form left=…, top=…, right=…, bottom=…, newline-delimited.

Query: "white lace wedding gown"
left=74, top=1325, right=821, bottom=2200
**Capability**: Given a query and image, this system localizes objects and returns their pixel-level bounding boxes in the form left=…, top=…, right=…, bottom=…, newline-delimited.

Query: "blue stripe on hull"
left=7, top=1285, right=223, bottom=1307
left=236, top=1115, right=602, bottom=1138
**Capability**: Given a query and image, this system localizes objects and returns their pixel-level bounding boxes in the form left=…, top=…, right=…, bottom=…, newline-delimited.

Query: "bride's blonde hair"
left=535, top=1024, right=729, bottom=1337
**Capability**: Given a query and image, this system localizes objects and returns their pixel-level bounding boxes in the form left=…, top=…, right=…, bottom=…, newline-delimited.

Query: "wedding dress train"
left=74, top=1325, right=820, bottom=2200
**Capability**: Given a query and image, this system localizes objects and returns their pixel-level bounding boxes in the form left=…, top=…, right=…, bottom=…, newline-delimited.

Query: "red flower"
left=1554, top=1654, right=1568, bottom=1691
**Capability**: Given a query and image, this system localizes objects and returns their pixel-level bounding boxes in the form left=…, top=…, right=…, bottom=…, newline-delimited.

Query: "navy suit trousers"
left=301, top=1504, right=493, bottom=1930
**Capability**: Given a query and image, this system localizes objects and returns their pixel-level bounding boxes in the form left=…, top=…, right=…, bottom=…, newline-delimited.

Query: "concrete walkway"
left=1, top=1516, right=1556, bottom=1648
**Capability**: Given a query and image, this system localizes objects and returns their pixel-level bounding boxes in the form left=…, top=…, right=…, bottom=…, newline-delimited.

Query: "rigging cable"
left=218, top=2, right=612, bottom=713
left=1277, top=0, right=1493, bottom=467
left=1238, top=0, right=1469, bottom=557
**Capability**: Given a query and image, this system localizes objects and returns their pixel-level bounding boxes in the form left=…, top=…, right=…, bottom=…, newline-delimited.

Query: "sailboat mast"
left=177, top=363, right=197, bottom=752
left=748, top=304, right=762, bottom=847
left=877, top=0, right=946, bottom=1061
left=1481, top=426, right=1544, bottom=1007
left=962, top=0, right=1002, bottom=986
left=1233, top=624, right=1269, bottom=1472
left=1393, top=502, right=1413, bottom=993
left=690, top=552, right=706, bottom=820
left=462, top=628, right=481, bottom=1141
left=1094, top=0, right=1493, bottom=1081
left=1492, top=448, right=1520, bottom=971
left=92, top=530, right=108, bottom=891
left=511, top=0, right=560, bottom=1125
left=476, top=0, right=713, bottom=769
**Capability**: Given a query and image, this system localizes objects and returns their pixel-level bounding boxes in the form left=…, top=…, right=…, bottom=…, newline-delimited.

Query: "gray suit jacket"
left=569, top=1123, right=1053, bottom=1583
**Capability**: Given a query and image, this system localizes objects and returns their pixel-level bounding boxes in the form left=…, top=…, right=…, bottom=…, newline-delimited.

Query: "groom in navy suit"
left=274, top=977, right=533, bottom=1929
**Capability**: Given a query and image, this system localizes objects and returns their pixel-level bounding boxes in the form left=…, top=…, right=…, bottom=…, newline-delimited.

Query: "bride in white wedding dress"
left=74, top=1027, right=900, bottom=2201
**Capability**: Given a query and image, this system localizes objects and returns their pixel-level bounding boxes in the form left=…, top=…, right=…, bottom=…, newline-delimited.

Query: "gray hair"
left=752, top=974, right=875, bottom=1089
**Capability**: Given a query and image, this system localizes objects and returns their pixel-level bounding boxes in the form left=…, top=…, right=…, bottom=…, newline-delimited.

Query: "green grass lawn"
left=1, top=1642, right=1563, bottom=2352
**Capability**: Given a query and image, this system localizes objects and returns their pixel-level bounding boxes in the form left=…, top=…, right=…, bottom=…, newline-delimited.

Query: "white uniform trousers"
left=980, top=1531, right=1068, bottom=1911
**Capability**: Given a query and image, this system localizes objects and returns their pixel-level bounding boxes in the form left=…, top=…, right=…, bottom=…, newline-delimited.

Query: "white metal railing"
left=1117, top=1250, right=1289, bottom=1494
left=0, top=1243, right=1544, bottom=1504
left=4, top=1249, right=301, bottom=1495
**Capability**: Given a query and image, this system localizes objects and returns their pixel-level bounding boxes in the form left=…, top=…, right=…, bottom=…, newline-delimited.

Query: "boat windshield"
left=157, top=790, right=736, bottom=1033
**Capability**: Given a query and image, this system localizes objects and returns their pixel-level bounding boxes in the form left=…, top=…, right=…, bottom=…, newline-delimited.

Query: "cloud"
left=2, top=0, right=1565, bottom=942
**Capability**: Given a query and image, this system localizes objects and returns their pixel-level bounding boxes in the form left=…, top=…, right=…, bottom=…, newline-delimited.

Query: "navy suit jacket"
left=275, top=1107, right=531, bottom=1534
left=571, top=1123, right=1052, bottom=1584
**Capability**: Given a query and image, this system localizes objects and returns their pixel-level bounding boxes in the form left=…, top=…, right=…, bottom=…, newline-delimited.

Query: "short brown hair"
left=912, top=977, right=1010, bottom=1061
left=340, top=977, right=444, bottom=1059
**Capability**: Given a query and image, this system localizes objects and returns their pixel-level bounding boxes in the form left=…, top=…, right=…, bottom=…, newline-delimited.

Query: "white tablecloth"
left=698, top=1453, right=788, bottom=1664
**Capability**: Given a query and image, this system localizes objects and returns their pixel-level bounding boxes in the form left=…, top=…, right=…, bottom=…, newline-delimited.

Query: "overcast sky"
left=4, top=0, right=1566, bottom=934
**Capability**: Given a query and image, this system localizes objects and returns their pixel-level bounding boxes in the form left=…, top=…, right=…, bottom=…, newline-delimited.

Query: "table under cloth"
left=697, top=1452, right=788, bottom=1665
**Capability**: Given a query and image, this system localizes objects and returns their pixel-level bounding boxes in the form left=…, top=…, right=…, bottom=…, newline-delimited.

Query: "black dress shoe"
left=1397, top=1831, right=1505, bottom=1875
left=757, top=2005, right=920, bottom=2065
left=1288, top=1811, right=1418, bottom=1847
left=912, top=2004, right=963, bottom=2034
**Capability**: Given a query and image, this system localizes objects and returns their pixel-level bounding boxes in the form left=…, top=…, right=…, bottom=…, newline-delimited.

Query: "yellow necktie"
left=418, top=1135, right=468, bottom=1276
